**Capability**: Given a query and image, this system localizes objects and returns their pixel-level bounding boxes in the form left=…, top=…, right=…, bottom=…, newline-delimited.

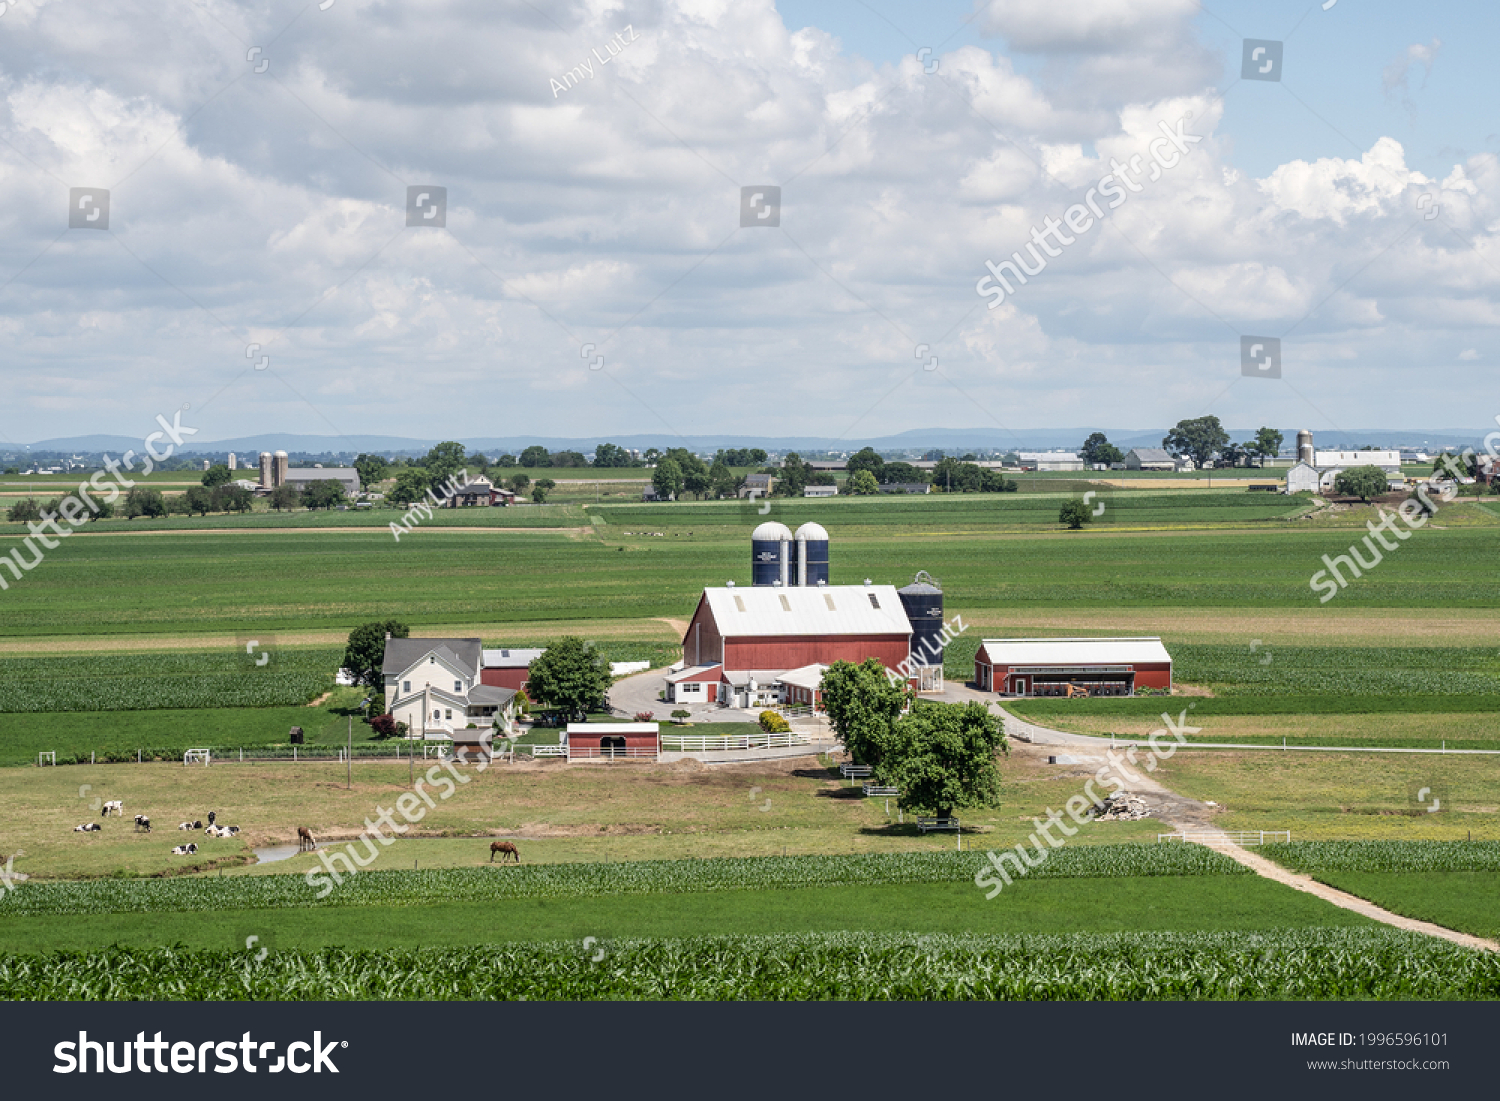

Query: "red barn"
left=481, top=648, right=544, bottom=691
left=565, top=722, right=659, bottom=760
left=973, top=637, right=1173, bottom=697
left=682, top=583, right=913, bottom=672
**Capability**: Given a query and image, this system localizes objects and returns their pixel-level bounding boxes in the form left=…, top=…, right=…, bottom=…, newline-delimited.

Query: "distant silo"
left=259, top=452, right=274, bottom=489
left=274, top=451, right=289, bottom=487
left=751, top=521, right=794, bottom=587
left=1297, top=429, right=1314, bottom=465
left=794, top=522, right=830, bottom=587
left=228, top=453, right=237, bottom=471
left=898, top=571, right=945, bottom=668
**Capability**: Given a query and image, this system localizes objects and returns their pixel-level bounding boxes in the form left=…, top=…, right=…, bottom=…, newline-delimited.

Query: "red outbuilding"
left=973, top=637, right=1173, bottom=697
left=565, top=722, right=660, bottom=761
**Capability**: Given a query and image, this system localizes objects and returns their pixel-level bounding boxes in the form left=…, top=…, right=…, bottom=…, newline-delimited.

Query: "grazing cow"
left=101, top=800, right=123, bottom=817
left=170, top=843, right=198, bottom=856
left=177, top=821, right=201, bottom=831
left=489, top=841, right=520, bottom=863
left=133, top=815, right=151, bottom=832
left=73, top=823, right=101, bottom=832
left=297, top=826, right=316, bottom=852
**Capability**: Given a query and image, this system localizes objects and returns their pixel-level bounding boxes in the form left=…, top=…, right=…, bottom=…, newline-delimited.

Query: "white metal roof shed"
left=976, top=638, right=1172, bottom=665
left=700, top=584, right=913, bottom=638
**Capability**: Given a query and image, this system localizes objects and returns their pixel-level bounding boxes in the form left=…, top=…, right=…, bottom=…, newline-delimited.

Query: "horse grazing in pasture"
left=297, top=826, right=317, bottom=852
left=489, top=841, right=520, bottom=863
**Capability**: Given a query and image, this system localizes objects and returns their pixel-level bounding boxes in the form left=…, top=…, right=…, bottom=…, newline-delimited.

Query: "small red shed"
left=565, top=722, right=660, bottom=761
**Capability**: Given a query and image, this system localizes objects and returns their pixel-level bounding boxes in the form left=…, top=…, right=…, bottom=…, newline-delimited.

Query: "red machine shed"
left=974, top=637, right=1173, bottom=697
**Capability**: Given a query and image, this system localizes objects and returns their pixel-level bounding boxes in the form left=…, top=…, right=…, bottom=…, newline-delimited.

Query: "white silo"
left=259, top=452, right=274, bottom=489
left=274, top=451, right=289, bottom=487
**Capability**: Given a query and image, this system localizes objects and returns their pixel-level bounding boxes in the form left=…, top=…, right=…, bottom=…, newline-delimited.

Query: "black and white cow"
left=73, top=823, right=101, bottom=832
left=101, top=800, right=124, bottom=817
left=133, top=815, right=152, bottom=832
left=170, top=843, right=198, bottom=856
left=206, top=811, right=216, bottom=827
left=177, top=820, right=202, bottom=831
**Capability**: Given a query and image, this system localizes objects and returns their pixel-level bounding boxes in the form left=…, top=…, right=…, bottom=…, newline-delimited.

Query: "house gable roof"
left=382, top=638, right=483, bottom=678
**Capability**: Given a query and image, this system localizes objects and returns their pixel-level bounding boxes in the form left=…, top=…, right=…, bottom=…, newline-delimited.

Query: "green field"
left=7, top=928, right=1494, bottom=1000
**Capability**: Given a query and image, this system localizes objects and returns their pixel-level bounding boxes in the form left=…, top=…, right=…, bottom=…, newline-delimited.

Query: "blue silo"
left=794, top=522, right=830, bottom=587
left=898, top=572, right=945, bottom=666
left=751, top=521, right=794, bottom=586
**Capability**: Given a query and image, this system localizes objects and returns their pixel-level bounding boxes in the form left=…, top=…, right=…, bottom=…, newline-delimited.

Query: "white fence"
left=569, top=747, right=659, bottom=760
left=660, top=731, right=812, bottom=752
left=527, top=744, right=567, bottom=757
left=37, top=751, right=55, bottom=767
left=1158, top=830, right=1290, bottom=846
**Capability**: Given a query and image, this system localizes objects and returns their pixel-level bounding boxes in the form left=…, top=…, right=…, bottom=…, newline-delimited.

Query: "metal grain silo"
left=274, top=450, right=289, bottom=487
left=1297, top=429, right=1313, bottom=465
left=898, top=571, right=945, bottom=666
left=751, top=521, right=794, bottom=586
left=259, top=451, right=274, bottom=490
left=794, top=522, right=829, bottom=587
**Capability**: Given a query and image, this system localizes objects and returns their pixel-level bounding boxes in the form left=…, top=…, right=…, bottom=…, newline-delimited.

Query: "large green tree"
left=201, top=464, right=232, bottom=488
left=1334, top=465, right=1390, bottom=502
left=184, top=484, right=216, bottom=515
left=652, top=457, right=683, bottom=500
left=1059, top=499, right=1093, bottom=529
left=6, top=497, right=42, bottom=522
left=422, top=441, right=467, bottom=489
left=1251, top=427, right=1283, bottom=466
left=773, top=452, right=809, bottom=497
left=531, top=477, right=556, bottom=503
left=519, top=445, right=551, bottom=468
left=124, top=487, right=167, bottom=519
left=819, top=658, right=910, bottom=768
left=525, top=636, right=613, bottom=718
left=354, top=453, right=390, bottom=489
left=269, top=484, right=301, bottom=511
left=876, top=702, right=1006, bottom=819
left=389, top=467, right=431, bottom=506
left=1079, top=432, right=1124, bottom=467
left=708, top=459, right=741, bottom=499
left=593, top=442, right=632, bottom=468
left=879, top=461, right=928, bottom=485
left=1163, top=416, right=1229, bottom=470
left=845, top=469, right=879, bottom=495
left=342, top=619, right=410, bottom=689
left=302, top=478, right=347, bottom=510
left=846, top=447, right=885, bottom=481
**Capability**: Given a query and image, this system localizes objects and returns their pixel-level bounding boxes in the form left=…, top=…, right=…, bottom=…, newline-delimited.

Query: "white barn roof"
left=977, top=637, right=1172, bottom=666
left=701, top=584, right=913, bottom=638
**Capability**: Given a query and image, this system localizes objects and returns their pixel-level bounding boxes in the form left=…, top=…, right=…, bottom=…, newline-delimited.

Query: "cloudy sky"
left=0, top=0, right=1495, bottom=447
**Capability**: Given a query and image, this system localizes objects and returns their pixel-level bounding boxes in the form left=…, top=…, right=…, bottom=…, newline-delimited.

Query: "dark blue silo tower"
left=898, top=571, right=945, bottom=666
left=751, top=521, right=794, bottom=586
left=794, top=522, right=830, bottom=586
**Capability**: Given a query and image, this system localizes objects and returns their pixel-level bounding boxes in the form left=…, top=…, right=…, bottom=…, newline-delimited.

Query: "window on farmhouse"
left=868, top=593, right=880, bottom=609
left=403, top=681, right=411, bottom=693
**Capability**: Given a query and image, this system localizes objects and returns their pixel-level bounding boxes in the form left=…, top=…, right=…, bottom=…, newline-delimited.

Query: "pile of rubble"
left=1092, top=793, right=1151, bottom=821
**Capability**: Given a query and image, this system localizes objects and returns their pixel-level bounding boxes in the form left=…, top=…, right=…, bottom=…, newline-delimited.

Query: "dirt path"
left=655, top=617, right=689, bottom=636
left=1005, top=714, right=1500, bottom=952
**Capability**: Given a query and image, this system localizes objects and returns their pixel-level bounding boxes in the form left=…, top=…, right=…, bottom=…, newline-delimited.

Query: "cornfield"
left=0, top=845, right=1248, bottom=917
left=2, top=929, right=1495, bottom=1000
left=1263, top=841, right=1500, bottom=874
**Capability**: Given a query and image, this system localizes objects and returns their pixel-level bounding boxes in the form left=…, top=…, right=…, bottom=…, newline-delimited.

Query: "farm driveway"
left=997, top=705, right=1500, bottom=953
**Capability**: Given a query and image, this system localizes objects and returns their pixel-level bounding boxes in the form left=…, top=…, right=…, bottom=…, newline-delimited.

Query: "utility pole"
left=346, top=714, right=352, bottom=790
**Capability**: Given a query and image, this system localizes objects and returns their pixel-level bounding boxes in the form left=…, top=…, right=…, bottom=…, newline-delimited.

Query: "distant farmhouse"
left=1283, top=430, right=1403, bottom=494
left=1124, top=448, right=1177, bottom=471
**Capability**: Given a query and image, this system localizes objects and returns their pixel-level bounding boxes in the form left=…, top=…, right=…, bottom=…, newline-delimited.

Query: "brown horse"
left=489, top=841, right=519, bottom=863
left=297, top=826, right=317, bottom=852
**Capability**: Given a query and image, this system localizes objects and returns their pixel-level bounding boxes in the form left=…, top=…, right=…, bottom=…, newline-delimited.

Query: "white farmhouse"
left=382, top=637, right=516, bottom=740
